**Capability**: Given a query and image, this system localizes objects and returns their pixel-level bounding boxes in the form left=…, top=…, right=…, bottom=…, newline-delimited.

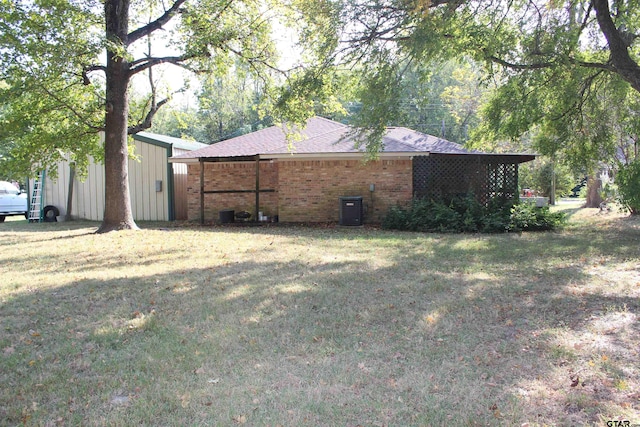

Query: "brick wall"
left=278, top=159, right=412, bottom=223
left=186, top=158, right=412, bottom=223
left=186, top=161, right=278, bottom=222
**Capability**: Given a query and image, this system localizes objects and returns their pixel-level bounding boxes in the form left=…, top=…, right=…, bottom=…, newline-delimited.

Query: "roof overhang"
left=429, top=152, right=536, bottom=164
left=262, top=151, right=423, bottom=160
left=134, top=132, right=208, bottom=152
left=169, top=151, right=536, bottom=164
left=169, top=151, right=426, bottom=163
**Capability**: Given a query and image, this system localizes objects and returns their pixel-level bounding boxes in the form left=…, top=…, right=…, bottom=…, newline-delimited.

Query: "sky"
left=128, top=8, right=301, bottom=110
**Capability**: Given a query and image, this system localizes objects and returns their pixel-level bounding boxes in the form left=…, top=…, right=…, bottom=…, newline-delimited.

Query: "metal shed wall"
left=41, top=138, right=170, bottom=221
left=172, top=147, right=191, bottom=220
left=128, top=139, right=169, bottom=221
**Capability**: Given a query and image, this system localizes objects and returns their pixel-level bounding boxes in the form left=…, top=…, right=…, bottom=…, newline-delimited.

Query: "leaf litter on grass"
left=0, top=211, right=639, bottom=425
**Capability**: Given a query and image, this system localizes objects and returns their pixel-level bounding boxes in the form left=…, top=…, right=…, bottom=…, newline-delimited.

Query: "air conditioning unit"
left=339, top=196, right=363, bottom=226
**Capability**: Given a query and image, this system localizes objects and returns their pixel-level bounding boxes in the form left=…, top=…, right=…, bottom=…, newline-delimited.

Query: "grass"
left=1, top=201, right=639, bottom=426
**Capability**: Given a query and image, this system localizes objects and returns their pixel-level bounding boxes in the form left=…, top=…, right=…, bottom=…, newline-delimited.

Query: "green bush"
left=616, top=161, right=640, bottom=215
left=382, top=195, right=566, bottom=233
left=507, top=203, right=566, bottom=231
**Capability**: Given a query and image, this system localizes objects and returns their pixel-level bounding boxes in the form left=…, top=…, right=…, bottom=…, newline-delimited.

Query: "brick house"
left=169, top=117, right=535, bottom=224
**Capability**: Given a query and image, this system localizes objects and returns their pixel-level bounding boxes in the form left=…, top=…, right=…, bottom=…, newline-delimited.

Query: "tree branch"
left=35, top=82, right=103, bottom=132
left=592, top=0, right=640, bottom=92
left=127, top=97, right=171, bottom=135
left=81, top=64, right=106, bottom=85
left=485, top=52, right=615, bottom=73
left=128, top=54, right=201, bottom=75
left=226, top=45, right=289, bottom=77
left=127, top=0, right=188, bottom=45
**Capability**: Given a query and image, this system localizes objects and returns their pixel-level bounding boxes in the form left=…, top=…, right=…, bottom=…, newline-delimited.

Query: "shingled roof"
left=170, top=116, right=532, bottom=162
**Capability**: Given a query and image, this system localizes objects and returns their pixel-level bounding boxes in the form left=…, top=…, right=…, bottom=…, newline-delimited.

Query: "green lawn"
left=1, top=204, right=639, bottom=426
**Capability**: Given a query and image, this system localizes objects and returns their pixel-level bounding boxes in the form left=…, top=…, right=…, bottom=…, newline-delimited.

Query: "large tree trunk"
left=97, top=0, right=138, bottom=233
left=584, top=175, right=603, bottom=208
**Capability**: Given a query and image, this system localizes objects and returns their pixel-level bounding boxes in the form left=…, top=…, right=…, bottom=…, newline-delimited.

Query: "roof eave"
left=262, top=151, right=426, bottom=160
left=169, top=157, right=200, bottom=164
left=429, top=152, right=536, bottom=163
left=133, top=133, right=172, bottom=150
left=170, top=151, right=426, bottom=163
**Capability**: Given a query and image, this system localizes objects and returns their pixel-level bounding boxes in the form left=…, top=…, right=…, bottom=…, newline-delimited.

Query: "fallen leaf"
left=110, top=395, right=130, bottom=406
left=570, top=376, right=580, bottom=387
left=232, top=414, right=247, bottom=424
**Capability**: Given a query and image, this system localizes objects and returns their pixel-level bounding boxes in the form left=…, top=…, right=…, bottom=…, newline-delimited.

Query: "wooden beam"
left=203, top=189, right=275, bottom=194
left=200, top=155, right=261, bottom=163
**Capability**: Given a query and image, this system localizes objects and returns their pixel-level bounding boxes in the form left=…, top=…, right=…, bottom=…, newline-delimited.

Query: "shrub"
left=616, top=161, right=640, bottom=215
left=382, top=195, right=566, bottom=233
left=381, top=204, right=411, bottom=231
left=507, top=203, right=566, bottom=232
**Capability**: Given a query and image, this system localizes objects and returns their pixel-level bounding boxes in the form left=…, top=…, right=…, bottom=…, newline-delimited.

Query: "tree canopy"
left=285, top=0, right=640, bottom=162
left=0, top=0, right=287, bottom=231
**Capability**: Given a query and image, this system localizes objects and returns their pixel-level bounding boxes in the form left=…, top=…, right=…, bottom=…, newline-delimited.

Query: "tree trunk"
left=97, top=0, right=139, bottom=233
left=584, top=175, right=603, bottom=208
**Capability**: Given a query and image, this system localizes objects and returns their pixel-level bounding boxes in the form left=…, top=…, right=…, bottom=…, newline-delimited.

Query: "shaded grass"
left=1, top=205, right=639, bottom=426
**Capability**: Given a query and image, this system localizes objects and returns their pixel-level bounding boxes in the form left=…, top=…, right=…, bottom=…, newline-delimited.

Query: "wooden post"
left=255, top=156, right=260, bottom=222
left=65, top=163, right=75, bottom=221
left=200, top=159, right=205, bottom=225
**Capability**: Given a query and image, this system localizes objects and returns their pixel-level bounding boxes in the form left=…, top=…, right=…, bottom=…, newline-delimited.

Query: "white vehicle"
left=0, top=181, right=28, bottom=222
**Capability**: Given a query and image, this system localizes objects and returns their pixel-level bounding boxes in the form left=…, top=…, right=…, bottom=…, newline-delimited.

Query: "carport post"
left=255, top=156, right=260, bottom=222
left=199, top=159, right=205, bottom=225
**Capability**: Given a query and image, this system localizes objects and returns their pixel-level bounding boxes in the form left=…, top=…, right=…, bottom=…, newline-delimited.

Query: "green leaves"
left=0, top=0, right=104, bottom=178
left=616, top=161, right=640, bottom=215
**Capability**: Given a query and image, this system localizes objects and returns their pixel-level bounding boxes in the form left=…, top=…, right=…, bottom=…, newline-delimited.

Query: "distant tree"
left=195, top=65, right=269, bottom=143
left=148, top=104, right=201, bottom=140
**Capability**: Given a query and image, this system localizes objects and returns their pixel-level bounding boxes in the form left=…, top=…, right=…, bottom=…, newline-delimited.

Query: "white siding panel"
left=43, top=159, right=71, bottom=218
left=41, top=136, right=171, bottom=222
left=77, top=157, right=105, bottom=221
left=172, top=148, right=190, bottom=220
left=129, top=140, right=142, bottom=220
left=128, top=140, right=169, bottom=221
left=141, top=142, right=151, bottom=220
left=153, top=146, right=166, bottom=220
